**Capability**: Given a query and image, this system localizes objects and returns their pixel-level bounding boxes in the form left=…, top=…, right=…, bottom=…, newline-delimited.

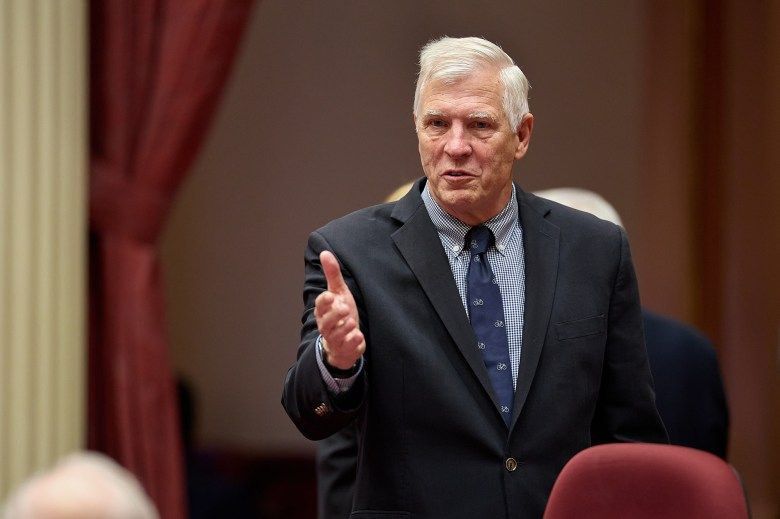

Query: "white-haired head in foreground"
left=2, top=451, right=159, bottom=519
left=413, top=36, right=530, bottom=131
left=533, top=187, right=623, bottom=227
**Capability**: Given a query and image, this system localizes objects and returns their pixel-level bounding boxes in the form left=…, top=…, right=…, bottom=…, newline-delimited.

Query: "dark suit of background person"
left=643, top=310, right=729, bottom=458
left=282, top=37, right=666, bottom=519
left=315, top=310, right=729, bottom=519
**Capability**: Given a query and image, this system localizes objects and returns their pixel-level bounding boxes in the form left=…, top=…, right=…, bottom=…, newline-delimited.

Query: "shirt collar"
left=421, top=182, right=518, bottom=256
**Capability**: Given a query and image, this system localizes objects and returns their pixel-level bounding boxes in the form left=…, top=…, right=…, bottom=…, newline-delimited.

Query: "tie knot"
left=467, top=225, right=493, bottom=255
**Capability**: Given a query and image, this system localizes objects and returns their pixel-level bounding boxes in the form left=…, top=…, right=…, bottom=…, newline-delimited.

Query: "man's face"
left=415, top=67, right=532, bottom=226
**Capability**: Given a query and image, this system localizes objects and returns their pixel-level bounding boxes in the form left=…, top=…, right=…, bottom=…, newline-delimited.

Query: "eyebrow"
left=467, top=111, right=499, bottom=122
left=421, top=110, right=499, bottom=121
left=422, top=110, right=446, bottom=118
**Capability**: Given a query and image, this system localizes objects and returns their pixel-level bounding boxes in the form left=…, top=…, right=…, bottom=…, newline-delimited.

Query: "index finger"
left=320, top=250, right=347, bottom=293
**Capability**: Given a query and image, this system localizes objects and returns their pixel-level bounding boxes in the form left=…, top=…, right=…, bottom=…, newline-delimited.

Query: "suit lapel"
left=391, top=180, right=501, bottom=412
left=511, top=190, right=560, bottom=430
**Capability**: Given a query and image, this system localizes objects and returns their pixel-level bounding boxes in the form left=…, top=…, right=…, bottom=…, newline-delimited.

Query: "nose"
left=443, top=124, right=472, bottom=159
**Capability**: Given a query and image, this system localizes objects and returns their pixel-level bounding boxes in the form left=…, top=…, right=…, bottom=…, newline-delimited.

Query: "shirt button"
left=453, top=245, right=461, bottom=253
left=505, top=457, right=518, bottom=472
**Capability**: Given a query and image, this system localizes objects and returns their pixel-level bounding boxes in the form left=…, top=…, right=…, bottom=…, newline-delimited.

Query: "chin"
left=440, top=190, right=475, bottom=207
left=443, top=197, right=480, bottom=222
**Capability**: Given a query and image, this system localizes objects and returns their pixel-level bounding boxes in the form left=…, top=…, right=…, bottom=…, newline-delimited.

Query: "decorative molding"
left=0, top=0, right=87, bottom=500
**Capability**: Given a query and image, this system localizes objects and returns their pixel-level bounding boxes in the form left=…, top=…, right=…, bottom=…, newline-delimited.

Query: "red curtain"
left=88, top=1, right=254, bottom=517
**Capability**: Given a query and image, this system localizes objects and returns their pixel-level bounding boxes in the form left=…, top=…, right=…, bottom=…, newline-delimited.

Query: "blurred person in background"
left=2, top=451, right=159, bottom=519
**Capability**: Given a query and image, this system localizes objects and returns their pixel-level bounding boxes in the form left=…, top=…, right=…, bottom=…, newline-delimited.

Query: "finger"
left=319, top=311, right=354, bottom=340
left=315, top=293, right=351, bottom=323
left=323, top=317, right=358, bottom=347
left=323, top=328, right=365, bottom=369
left=316, top=304, right=351, bottom=337
left=342, top=328, right=365, bottom=352
left=320, top=251, right=348, bottom=294
left=314, top=292, right=336, bottom=319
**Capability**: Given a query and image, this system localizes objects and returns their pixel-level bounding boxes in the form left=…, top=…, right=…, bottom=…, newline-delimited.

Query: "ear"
left=514, top=113, right=534, bottom=160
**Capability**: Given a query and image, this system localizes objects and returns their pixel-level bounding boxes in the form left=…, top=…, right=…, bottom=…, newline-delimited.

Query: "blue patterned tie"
left=466, top=225, right=514, bottom=426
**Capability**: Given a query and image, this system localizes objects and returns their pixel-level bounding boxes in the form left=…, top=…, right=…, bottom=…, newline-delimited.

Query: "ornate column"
left=0, top=0, right=87, bottom=499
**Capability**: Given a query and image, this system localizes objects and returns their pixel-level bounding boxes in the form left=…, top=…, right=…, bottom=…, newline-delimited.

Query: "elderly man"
left=282, top=36, right=666, bottom=519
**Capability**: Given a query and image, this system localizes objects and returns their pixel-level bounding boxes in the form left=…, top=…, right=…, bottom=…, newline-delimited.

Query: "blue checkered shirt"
left=421, top=183, right=526, bottom=388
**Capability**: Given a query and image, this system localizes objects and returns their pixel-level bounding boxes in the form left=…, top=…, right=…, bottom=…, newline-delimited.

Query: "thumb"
left=320, top=250, right=348, bottom=293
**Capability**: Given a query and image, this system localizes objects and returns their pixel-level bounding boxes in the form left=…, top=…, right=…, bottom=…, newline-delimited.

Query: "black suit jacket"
left=283, top=179, right=667, bottom=519
left=316, top=417, right=360, bottom=519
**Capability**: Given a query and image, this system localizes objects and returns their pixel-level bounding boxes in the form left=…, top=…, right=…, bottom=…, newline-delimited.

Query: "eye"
left=430, top=119, right=447, bottom=128
left=472, top=120, right=491, bottom=130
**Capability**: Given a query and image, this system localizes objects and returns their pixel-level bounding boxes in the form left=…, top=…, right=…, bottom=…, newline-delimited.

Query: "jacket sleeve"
left=281, top=230, right=367, bottom=440
left=592, top=226, right=669, bottom=444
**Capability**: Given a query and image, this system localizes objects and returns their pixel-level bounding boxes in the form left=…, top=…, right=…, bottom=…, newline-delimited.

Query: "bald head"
left=533, top=187, right=623, bottom=227
left=385, top=181, right=415, bottom=203
left=2, top=452, right=159, bottom=519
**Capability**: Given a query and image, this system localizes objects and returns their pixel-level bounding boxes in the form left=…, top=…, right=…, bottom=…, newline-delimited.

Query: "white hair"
left=534, top=187, right=624, bottom=227
left=2, top=451, right=159, bottom=519
left=413, top=36, right=530, bottom=131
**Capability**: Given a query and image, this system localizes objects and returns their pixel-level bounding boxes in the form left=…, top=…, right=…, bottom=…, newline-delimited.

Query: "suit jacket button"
left=505, top=457, right=518, bottom=472
left=314, top=403, right=331, bottom=417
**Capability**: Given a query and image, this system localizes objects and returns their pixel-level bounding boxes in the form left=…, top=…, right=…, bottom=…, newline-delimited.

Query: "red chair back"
left=543, top=444, right=749, bottom=519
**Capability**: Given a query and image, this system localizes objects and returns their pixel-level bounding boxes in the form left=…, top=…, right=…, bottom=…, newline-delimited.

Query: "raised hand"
left=314, top=251, right=366, bottom=370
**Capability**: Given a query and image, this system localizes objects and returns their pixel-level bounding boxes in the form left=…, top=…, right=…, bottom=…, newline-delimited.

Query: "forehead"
left=419, top=68, right=504, bottom=115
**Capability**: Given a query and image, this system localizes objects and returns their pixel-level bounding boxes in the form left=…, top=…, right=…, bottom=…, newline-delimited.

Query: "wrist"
left=324, top=359, right=360, bottom=378
left=323, top=352, right=359, bottom=376
left=321, top=340, right=360, bottom=376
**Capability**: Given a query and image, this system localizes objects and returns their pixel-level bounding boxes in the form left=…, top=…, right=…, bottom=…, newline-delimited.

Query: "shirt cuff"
left=315, top=335, right=363, bottom=394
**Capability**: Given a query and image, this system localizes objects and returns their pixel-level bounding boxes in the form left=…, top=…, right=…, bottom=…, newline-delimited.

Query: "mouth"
left=442, top=169, right=475, bottom=180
